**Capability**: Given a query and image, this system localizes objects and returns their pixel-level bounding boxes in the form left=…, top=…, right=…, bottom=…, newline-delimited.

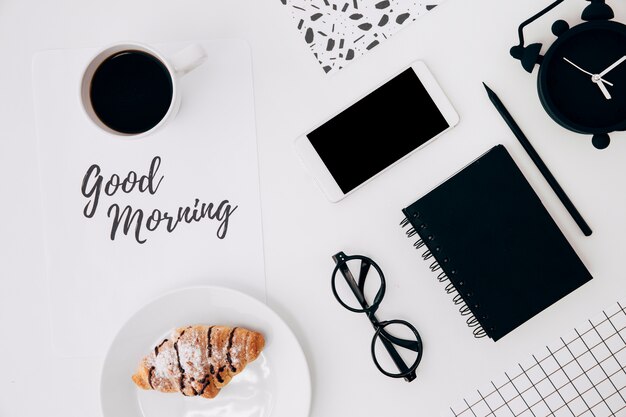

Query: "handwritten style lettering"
left=80, top=156, right=238, bottom=244
left=81, top=156, right=164, bottom=218
left=107, top=199, right=237, bottom=243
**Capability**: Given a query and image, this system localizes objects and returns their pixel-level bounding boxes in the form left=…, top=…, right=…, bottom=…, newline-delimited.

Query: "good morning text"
left=80, top=156, right=238, bottom=244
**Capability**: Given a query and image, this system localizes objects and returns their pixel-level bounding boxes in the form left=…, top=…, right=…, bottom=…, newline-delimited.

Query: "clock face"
left=539, top=21, right=626, bottom=133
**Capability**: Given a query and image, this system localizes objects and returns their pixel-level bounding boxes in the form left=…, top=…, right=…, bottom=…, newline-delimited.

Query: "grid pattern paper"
left=444, top=300, right=626, bottom=417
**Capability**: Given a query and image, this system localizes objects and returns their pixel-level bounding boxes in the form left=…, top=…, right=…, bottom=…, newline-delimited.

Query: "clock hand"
left=594, top=78, right=612, bottom=100
left=563, top=58, right=614, bottom=86
left=599, top=56, right=626, bottom=77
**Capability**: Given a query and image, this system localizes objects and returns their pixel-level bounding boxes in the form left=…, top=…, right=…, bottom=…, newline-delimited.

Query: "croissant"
left=132, top=325, right=265, bottom=398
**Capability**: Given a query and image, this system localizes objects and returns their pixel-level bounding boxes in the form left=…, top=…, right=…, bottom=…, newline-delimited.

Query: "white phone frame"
left=294, top=61, right=459, bottom=202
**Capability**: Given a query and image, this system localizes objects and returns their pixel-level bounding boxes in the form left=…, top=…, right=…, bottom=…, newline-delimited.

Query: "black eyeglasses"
left=331, top=252, right=423, bottom=382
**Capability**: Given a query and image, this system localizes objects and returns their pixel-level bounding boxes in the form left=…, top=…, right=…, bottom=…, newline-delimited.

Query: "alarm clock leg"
left=592, top=133, right=610, bottom=150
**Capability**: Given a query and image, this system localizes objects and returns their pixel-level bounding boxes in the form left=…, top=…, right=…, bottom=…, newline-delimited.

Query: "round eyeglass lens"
left=332, top=257, right=384, bottom=313
left=371, top=320, right=422, bottom=378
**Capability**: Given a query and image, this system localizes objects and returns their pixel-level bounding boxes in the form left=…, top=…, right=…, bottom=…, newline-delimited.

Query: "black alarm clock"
left=511, top=0, right=626, bottom=149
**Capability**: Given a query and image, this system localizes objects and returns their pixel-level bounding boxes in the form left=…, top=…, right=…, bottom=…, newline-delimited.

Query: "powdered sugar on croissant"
left=132, top=325, right=265, bottom=398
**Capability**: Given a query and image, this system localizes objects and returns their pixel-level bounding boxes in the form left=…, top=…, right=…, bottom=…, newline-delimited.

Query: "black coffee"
left=90, top=50, right=173, bottom=134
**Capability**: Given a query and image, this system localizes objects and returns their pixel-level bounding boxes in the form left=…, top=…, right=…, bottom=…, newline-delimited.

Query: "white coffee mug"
left=80, top=42, right=207, bottom=138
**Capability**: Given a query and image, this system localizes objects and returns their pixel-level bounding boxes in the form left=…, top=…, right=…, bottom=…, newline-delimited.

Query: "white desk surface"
left=2, top=0, right=626, bottom=416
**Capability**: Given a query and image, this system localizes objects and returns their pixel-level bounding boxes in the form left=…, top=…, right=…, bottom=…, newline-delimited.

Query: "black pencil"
left=482, top=82, right=592, bottom=237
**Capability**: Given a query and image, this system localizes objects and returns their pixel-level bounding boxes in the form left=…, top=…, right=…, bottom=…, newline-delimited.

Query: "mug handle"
left=170, top=44, right=207, bottom=77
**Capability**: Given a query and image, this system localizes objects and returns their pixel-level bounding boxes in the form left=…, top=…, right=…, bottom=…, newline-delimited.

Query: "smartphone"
left=295, top=61, right=459, bottom=202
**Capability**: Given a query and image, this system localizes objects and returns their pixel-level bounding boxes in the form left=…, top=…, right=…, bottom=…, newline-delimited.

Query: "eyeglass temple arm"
left=357, top=260, right=369, bottom=294
left=382, top=335, right=410, bottom=369
left=378, top=328, right=420, bottom=352
left=333, top=253, right=371, bottom=311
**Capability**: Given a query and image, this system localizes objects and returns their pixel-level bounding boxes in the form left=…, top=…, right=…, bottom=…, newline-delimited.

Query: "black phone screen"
left=307, top=68, right=450, bottom=194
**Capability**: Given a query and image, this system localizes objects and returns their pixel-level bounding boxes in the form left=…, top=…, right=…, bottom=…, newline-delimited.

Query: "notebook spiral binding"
left=400, top=217, right=487, bottom=338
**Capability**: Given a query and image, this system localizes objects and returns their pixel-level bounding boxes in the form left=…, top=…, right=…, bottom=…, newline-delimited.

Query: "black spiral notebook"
left=401, top=145, right=592, bottom=341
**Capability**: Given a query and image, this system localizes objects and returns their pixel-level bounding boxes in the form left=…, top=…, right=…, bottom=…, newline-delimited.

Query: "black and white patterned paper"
left=280, top=0, right=444, bottom=73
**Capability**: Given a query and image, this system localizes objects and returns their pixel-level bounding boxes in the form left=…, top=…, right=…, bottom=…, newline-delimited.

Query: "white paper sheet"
left=32, top=40, right=266, bottom=357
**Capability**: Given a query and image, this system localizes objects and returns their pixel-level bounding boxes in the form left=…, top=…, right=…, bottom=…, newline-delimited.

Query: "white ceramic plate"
left=101, top=286, right=311, bottom=417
